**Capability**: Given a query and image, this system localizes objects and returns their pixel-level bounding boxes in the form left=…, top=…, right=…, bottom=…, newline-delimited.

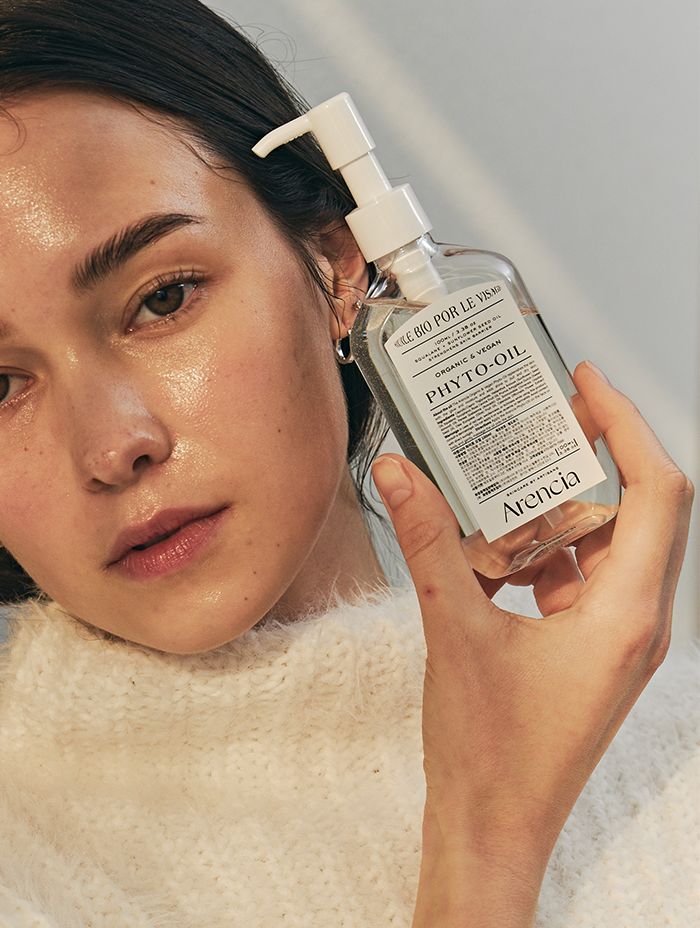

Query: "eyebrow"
left=71, top=212, right=203, bottom=293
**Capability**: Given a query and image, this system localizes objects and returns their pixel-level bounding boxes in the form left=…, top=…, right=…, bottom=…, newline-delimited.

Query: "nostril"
left=133, top=453, right=152, bottom=473
left=77, top=417, right=172, bottom=489
left=83, top=451, right=155, bottom=492
left=85, top=474, right=118, bottom=494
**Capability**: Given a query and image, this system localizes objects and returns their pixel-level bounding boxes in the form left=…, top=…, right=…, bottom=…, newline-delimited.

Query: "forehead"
left=0, top=92, right=220, bottom=256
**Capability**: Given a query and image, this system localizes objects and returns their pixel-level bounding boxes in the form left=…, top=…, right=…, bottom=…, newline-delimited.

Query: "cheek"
left=0, top=397, right=103, bottom=584
left=0, top=444, right=71, bottom=581
left=0, top=442, right=52, bottom=524
left=159, top=343, right=218, bottom=420
left=157, top=300, right=348, bottom=486
left=212, top=341, right=347, bottom=492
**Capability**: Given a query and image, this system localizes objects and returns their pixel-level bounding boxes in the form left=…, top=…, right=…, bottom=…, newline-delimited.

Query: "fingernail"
left=372, top=456, right=413, bottom=512
left=584, top=359, right=612, bottom=386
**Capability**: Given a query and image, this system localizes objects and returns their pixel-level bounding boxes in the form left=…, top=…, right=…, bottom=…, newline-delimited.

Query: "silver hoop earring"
left=334, top=332, right=355, bottom=365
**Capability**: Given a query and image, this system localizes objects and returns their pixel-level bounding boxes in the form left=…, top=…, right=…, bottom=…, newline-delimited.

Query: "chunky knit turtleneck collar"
left=0, top=591, right=426, bottom=790
left=0, top=591, right=428, bottom=928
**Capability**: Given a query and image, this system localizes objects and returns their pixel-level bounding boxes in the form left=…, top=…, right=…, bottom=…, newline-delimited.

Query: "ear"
left=316, top=223, right=368, bottom=340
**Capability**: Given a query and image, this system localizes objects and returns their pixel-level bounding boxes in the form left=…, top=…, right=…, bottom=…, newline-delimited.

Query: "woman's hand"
left=371, top=361, right=694, bottom=928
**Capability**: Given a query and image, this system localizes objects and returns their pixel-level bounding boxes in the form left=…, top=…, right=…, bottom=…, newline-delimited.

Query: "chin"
left=75, top=586, right=279, bottom=654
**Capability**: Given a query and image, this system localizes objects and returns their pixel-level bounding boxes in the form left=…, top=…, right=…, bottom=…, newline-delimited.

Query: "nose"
left=68, top=375, right=173, bottom=492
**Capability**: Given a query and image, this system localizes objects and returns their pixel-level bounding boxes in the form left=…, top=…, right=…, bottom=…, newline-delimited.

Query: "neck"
left=275, top=467, right=387, bottom=618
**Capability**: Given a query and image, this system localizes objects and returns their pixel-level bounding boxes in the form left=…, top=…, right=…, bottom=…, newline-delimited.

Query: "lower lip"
left=109, top=508, right=229, bottom=582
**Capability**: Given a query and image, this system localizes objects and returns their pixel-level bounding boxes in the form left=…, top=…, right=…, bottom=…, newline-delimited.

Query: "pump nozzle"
left=253, top=93, right=446, bottom=302
left=253, top=94, right=374, bottom=168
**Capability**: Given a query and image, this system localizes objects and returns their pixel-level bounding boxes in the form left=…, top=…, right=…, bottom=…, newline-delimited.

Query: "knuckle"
left=658, top=461, right=693, bottom=500
left=647, top=460, right=695, bottom=514
left=647, top=631, right=671, bottom=674
left=618, top=608, right=671, bottom=677
left=399, top=516, right=452, bottom=567
left=684, top=475, right=695, bottom=504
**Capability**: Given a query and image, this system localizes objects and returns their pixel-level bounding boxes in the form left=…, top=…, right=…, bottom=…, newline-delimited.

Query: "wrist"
left=412, top=802, right=551, bottom=928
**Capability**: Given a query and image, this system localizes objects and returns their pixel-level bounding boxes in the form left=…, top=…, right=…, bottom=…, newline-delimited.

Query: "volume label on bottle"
left=385, top=281, right=605, bottom=542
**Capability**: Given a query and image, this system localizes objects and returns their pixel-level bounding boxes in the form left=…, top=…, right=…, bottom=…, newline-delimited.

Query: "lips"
left=106, top=506, right=228, bottom=581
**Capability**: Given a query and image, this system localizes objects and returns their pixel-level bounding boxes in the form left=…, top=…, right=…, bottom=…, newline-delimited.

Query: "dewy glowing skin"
left=0, top=92, right=382, bottom=653
left=0, top=165, right=79, bottom=251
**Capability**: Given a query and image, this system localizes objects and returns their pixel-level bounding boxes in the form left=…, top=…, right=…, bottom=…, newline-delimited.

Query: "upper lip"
left=106, top=505, right=226, bottom=566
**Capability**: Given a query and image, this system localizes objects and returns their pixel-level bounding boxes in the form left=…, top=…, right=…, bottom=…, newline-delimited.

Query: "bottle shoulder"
left=355, top=243, right=537, bottom=346
left=430, top=242, right=529, bottom=297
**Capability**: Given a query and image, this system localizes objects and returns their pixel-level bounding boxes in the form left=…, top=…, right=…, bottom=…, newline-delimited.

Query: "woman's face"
left=0, top=92, right=375, bottom=652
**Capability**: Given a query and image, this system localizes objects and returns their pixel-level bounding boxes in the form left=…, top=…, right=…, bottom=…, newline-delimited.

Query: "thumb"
left=372, top=454, right=487, bottom=627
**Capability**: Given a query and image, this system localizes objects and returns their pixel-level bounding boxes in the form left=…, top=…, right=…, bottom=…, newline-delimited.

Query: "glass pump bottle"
left=254, top=94, right=620, bottom=579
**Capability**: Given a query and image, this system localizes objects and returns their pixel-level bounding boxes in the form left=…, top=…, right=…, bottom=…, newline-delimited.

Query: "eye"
left=0, top=372, right=29, bottom=406
left=131, top=278, right=198, bottom=328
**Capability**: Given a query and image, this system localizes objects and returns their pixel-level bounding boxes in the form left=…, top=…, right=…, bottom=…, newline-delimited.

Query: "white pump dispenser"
left=253, top=93, right=446, bottom=302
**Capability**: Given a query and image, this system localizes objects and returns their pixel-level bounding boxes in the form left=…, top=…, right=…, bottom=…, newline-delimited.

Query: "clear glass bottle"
left=254, top=94, right=621, bottom=579
left=351, top=237, right=620, bottom=578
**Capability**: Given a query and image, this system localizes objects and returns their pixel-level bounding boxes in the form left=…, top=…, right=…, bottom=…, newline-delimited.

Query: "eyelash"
left=0, top=372, right=31, bottom=410
left=128, top=269, right=203, bottom=331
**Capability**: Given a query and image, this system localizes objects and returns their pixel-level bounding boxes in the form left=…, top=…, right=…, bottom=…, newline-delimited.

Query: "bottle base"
left=461, top=502, right=618, bottom=579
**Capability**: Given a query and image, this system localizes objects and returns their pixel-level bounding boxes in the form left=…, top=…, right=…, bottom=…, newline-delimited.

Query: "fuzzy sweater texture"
left=0, top=588, right=697, bottom=927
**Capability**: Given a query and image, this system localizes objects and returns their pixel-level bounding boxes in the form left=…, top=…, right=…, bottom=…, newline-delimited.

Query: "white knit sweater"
left=0, top=590, right=696, bottom=928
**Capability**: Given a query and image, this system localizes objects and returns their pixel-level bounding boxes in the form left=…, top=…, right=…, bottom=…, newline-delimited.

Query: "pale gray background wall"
left=205, top=0, right=698, bottom=641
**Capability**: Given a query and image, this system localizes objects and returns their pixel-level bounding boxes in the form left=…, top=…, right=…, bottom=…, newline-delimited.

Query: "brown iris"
left=144, top=282, right=190, bottom=316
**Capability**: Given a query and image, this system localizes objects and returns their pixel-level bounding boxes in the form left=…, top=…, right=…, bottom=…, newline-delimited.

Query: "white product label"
left=385, top=282, right=605, bottom=542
